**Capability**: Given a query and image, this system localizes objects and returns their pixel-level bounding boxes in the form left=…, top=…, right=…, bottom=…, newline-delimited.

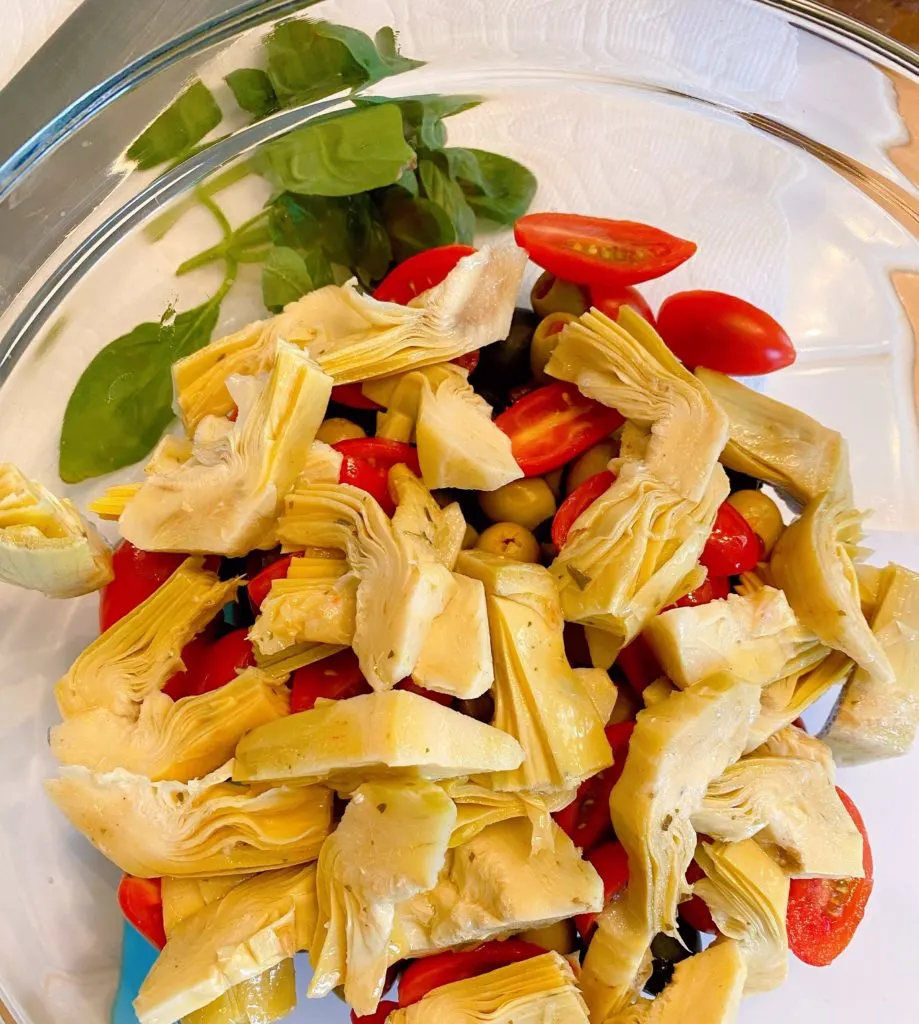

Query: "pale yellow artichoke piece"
left=161, top=875, right=246, bottom=934
left=576, top=666, right=618, bottom=723
left=295, top=439, right=343, bottom=487
left=551, top=459, right=729, bottom=660
left=751, top=724, right=838, bottom=778
left=693, top=840, right=789, bottom=993
left=277, top=481, right=454, bottom=688
left=394, top=818, right=602, bottom=957
left=309, top=779, right=456, bottom=1014
left=55, top=558, right=239, bottom=718
left=644, top=586, right=826, bottom=689
left=88, top=483, right=142, bottom=521
left=695, top=366, right=851, bottom=505
left=856, top=562, right=884, bottom=619
left=546, top=307, right=728, bottom=501
left=45, top=763, right=332, bottom=876
left=694, top=756, right=864, bottom=878
left=822, top=562, right=919, bottom=764
left=120, top=344, right=332, bottom=556
left=441, top=779, right=559, bottom=852
left=371, top=363, right=464, bottom=442
left=0, top=463, right=112, bottom=596
left=253, top=641, right=345, bottom=676
left=389, top=464, right=466, bottom=570
left=50, top=668, right=289, bottom=781
left=457, top=550, right=613, bottom=793
left=386, top=951, right=589, bottom=1023
left=135, top=866, right=316, bottom=1024
left=233, top=689, right=524, bottom=789
left=771, top=490, right=893, bottom=685
left=641, top=677, right=675, bottom=707
left=581, top=896, right=653, bottom=1022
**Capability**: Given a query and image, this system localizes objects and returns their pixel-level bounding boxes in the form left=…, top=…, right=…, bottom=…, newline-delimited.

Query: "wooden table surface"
left=826, top=0, right=919, bottom=46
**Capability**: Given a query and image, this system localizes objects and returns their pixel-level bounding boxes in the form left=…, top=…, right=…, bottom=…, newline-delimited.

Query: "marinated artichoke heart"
left=51, top=668, right=289, bottom=781
left=771, top=488, right=893, bottom=685
left=389, top=464, right=466, bottom=570
left=822, top=562, right=919, bottom=764
left=309, top=779, right=456, bottom=1015
left=45, top=763, right=332, bottom=876
left=277, top=481, right=454, bottom=689
left=551, top=459, right=729, bottom=654
left=119, top=344, right=332, bottom=556
left=386, top=951, right=589, bottom=1023
left=693, top=840, right=789, bottom=993
left=694, top=756, right=864, bottom=878
left=0, top=462, right=112, bottom=597
left=576, top=666, right=619, bottom=723
left=751, top=724, right=838, bottom=777
left=457, top=550, right=613, bottom=793
left=644, top=587, right=826, bottom=689
left=394, top=817, right=603, bottom=956
left=135, top=866, right=317, bottom=1024
left=249, top=555, right=356, bottom=657
left=695, top=366, right=851, bottom=505
left=581, top=896, right=653, bottom=1022
left=233, top=689, right=524, bottom=789
left=55, top=558, right=239, bottom=718
left=441, top=779, right=561, bottom=852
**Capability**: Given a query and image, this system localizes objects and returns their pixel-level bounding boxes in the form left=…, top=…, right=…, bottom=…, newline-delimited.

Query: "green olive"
left=531, top=271, right=591, bottom=318
left=479, top=478, right=557, bottom=531
left=475, top=522, right=540, bottom=563
left=727, top=489, right=784, bottom=556
left=315, top=417, right=366, bottom=445
left=566, top=441, right=617, bottom=493
left=530, top=312, right=576, bottom=382
left=543, top=467, right=565, bottom=500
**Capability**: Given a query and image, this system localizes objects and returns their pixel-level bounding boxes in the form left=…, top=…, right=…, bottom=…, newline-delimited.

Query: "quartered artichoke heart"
left=117, top=343, right=332, bottom=557
left=0, top=462, right=112, bottom=597
left=309, top=779, right=456, bottom=1016
left=50, top=667, right=289, bottom=782
left=45, top=762, right=332, bottom=877
left=55, top=557, right=239, bottom=719
left=580, top=895, right=654, bottom=1023
left=135, top=866, right=317, bottom=1024
left=441, top=779, right=564, bottom=852
left=173, top=245, right=527, bottom=428
left=233, top=689, right=524, bottom=789
left=385, top=951, right=590, bottom=1023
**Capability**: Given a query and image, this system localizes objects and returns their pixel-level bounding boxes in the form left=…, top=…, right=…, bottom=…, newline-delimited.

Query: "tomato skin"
left=514, top=214, right=697, bottom=289
left=575, top=841, right=630, bottom=941
left=451, top=350, right=480, bottom=373
left=680, top=861, right=718, bottom=935
left=671, top=574, right=731, bottom=608
left=335, top=438, right=421, bottom=516
left=331, top=383, right=381, bottom=410
left=495, top=381, right=624, bottom=477
left=290, top=649, right=371, bottom=713
left=397, top=940, right=546, bottom=1007
left=700, top=501, right=764, bottom=576
left=551, top=470, right=615, bottom=548
left=248, top=553, right=299, bottom=612
left=787, top=788, right=873, bottom=967
left=616, top=636, right=662, bottom=695
left=187, top=629, right=254, bottom=696
left=351, top=1002, right=399, bottom=1023
left=590, top=285, right=655, bottom=325
left=656, top=290, right=795, bottom=375
left=118, top=875, right=167, bottom=950
left=99, top=543, right=187, bottom=632
left=374, top=244, right=477, bottom=304
left=161, top=633, right=214, bottom=701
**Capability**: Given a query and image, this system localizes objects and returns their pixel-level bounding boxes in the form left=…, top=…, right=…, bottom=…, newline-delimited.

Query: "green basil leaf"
left=393, top=168, right=419, bottom=197
left=455, top=148, right=538, bottom=225
left=59, top=298, right=222, bottom=482
left=258, top=104, right=414, bottom=197
left=380, top=190, right=455, bottom=263
left=224, top=68, right=279, bottom=118
left=372, top=27, right=425, bottom=79
left=418, top=158, right=476, bottom=244
left=262, top=246, right=325, bottom=312
left=126, top=80, right=222, bottom=170
left=268, top=193, right=323, bottom=250
left=355, top=93, right=480, bottom=150
left=355, top=214, right=393, bottom=286
left=440, top=146, right=486, bottom=191
left=318, top=23, right=424, bottom=86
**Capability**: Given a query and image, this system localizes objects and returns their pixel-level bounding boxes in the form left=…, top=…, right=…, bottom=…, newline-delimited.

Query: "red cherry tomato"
left=373, top=244, right=477, bottom=304
left=187, top=629, right=254, bottom=696
left=290, top=649, right=372, bottom=713
left=551, top=470, right=616, bottom=549
left=700, top=501, right=764, bottom=576
left=680, top=861, right=718, bottom=935
left=331, top=383, right=381, bottom=410
left=451, top=350, right=480, bottom=373
left=161, top=633, right=214, bottom=701
left=335, top=438, right=421, bottom=516
left=351, top=1002, right=400, bottom=1023
left=514, top=213, right=697, bottom=289
left=397, top=940, right=546, bottom=1007
left=656, top=290, right=796, bottom=375
left=248, top=553, right=300, bottom=612
left=99, top=543, right=187, bottom=632
left=787, top=789, right=873, bottom=966
left=575, top=841, right=630, bottom=941
left=398, top=679, right=454, bottom=707
left=616, top=635, right=662, bottom=695
left=117, top=875, right=167, bottom=950
left=495, top=381, right=624, bottom=477
left=670, top=574, right=732, bottom=608
left=590, top=285, right=655, bottom=325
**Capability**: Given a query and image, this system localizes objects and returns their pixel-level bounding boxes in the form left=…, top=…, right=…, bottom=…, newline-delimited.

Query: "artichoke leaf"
left=55, top=557, right=239, bottom=718
left=581, top=896, right=653, bottom=1022
left=45, top=763, right=332, bottom=876
left=51, top=668, right=289, bottom=781
left=385, top=951, right=589, bottom=1023
left=441, top=779, right=560, bottom=852
left=372, top=363, right=464, bottom=443
left=575, top=666, right=619, bottom=723
left=233, top=689, right=523, bottom=789
left=0, top=462, right=113, bottom=596
left=751, top=724, right=838, bottom=778
left=390, top=464, right=466, bottom=570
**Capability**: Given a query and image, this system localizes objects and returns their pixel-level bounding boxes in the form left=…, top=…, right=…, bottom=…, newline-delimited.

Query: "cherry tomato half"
left=495, top=382, right=624, bottom=477
left=99, top=543, right=187, bottom=632
left=590, top=285, right=655, bottom=326
left=670, top=574, right=732, bottom=609
left=615, top=636, right=662, bottom=695
left=290, top=649, right=372, bottom=713
left=351, top=1002, right=400, bottom=1023
left=514, top=213, right=697, bottom=289
left=331, top=383, right=381, bottom=411
left=397, top=940, right=546, bottom=1007
left=335, top=438, right=421, bottom=516
left=700, top=501, right=764, bottom=577
left=161, top=632, right=214, bottom=701
left=575, top=841, right=630, bottom=941
left=551, top=470, right=616, bottom=549
left=656, top=290, right=796, bottom=375
left=373, top=244, right=477, bottom=304
left=680, top=861, right=718, bottom=935
left=117, top=875, right=167, bottom=950
left=452, top=350, right=480, bottom=373
left=248, top=553, right=300, bottom=612
left=187, top=629, right=255, bottom=697
left=787, top=788, right=873, bottom=966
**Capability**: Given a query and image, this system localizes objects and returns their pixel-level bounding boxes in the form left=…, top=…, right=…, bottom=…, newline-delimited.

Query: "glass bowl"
left=1, top=1, right=917, bottom=1021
